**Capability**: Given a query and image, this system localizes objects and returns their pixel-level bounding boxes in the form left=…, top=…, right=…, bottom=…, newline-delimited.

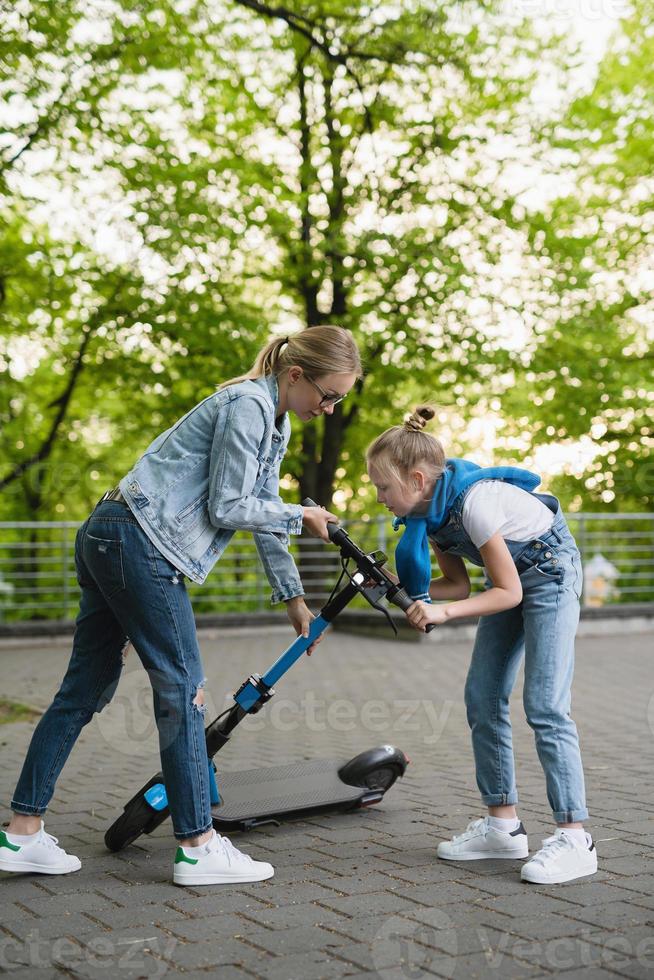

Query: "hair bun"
left=403, top=404, right=435, bottom=433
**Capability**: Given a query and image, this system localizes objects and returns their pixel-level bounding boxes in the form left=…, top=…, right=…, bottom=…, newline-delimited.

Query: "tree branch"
left=0, top=278, right=127, bottom=492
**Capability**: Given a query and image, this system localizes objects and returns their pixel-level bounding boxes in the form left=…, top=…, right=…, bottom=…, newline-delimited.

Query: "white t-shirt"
left=461, top=481, right=554, bottom=549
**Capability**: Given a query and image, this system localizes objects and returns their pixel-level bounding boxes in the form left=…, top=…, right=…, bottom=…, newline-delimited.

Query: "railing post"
left=377, top=514, right=387, bottom=555
left=62, top=525, right=70, bottom=620
left=256, top=546, right=265, bottom=611
left=577, top=514, right=587, bottom=608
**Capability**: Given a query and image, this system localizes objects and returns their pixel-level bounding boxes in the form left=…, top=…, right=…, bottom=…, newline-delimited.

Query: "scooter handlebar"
left=301, top=499, right=435, bottom=633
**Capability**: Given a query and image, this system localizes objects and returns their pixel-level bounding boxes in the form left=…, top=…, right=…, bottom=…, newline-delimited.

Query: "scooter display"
left=104, top=501, right=424, bottom=852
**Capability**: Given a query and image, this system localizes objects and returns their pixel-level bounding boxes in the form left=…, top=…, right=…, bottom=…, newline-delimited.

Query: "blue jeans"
left=11, top=500, right=213, bottom=841
left=464, top=521, right=589, bottom=824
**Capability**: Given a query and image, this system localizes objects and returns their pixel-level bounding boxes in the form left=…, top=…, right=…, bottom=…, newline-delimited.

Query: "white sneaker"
left=0, top=822, right=81, bottom=875
left=521, top=829, right=597, bottom=884
left=173, top=829, right=274, bottom=886
left=437, top=817, right=529, bottom=861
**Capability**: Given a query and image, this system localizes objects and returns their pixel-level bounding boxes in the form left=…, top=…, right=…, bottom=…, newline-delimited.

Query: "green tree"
left=5, top=0, right=649, bottom=528
left=80, top=0, right=556, bottom=508
left=501, top=0, right=654, bottom=511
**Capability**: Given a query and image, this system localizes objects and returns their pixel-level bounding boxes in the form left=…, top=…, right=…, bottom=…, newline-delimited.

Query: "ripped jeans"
left=10, top=500, right=213, bottom=840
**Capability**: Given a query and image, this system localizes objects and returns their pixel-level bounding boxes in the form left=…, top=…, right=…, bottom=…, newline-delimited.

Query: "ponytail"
left=218, top=326, right=361, bottom=390
left=366, top=404, right=446, bottom=484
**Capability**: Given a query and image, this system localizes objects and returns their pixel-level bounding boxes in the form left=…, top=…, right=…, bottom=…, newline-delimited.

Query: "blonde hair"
left=366, top=405, right=446, bottom=485
left=218, top=325, right=362, bottom=390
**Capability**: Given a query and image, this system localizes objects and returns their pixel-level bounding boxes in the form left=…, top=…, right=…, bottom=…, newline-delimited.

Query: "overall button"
left=544, top=551, right=552, bottom=559
left=534, top=542, right=542, bottom=550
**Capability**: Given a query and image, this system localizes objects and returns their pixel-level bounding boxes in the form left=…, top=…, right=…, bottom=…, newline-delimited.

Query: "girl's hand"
left=406, top=600, right=450, bottom=631
left=285, top=596, right=324, bottom=655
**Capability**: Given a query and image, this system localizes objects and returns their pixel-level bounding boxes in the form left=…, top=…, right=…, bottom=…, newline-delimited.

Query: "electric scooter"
left=104, top=501, right=427, bottom=852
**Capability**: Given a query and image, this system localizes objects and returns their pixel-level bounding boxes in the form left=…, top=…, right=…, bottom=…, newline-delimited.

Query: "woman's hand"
left=285, top=596, right=324, bottom=655
left=302, top=506, right=339, bottom=542
left=406, top=600, right=450, bottom=631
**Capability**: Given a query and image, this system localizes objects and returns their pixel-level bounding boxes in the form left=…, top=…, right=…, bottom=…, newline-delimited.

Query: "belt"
left=101, top=487, right=127, bottom=504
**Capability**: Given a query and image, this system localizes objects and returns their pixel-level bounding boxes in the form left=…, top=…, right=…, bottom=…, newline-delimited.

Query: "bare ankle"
left=488, top=806, right=518, bottom=819
left=178, top=829, right=213, bottom=848
left=8, top=814, right=41, bottom=836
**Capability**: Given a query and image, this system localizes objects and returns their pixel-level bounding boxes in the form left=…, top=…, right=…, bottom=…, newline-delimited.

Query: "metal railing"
left=0, top=513, right=652, bottom=623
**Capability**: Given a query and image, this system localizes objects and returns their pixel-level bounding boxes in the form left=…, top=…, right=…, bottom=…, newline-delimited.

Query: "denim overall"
left=430, top=486, right=588, bottom=823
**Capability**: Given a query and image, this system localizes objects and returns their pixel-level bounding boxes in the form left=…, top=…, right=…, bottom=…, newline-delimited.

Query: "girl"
left=1, top=325, right=361, bottom=887
left=366, top=405, right=597, bottom=885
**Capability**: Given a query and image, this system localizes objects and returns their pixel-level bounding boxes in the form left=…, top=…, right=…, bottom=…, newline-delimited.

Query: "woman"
left=1, top=325, right=361, bottom=887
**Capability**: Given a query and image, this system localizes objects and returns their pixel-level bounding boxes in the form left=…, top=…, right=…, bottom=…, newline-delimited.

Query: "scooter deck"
left=211, top=759, right=366, bottom=827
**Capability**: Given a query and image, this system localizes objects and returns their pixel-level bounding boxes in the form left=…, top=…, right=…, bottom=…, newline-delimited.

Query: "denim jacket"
left=118, top=375, right=305, bottom=602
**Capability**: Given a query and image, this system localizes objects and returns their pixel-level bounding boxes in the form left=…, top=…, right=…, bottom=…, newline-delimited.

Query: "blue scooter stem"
left=234, top=616, right=331, bottom=712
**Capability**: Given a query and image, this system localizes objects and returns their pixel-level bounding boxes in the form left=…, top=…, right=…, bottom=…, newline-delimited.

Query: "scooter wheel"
left=338, top=745, right=408, bottom=792
left=104, top=797, right=166, bottom=853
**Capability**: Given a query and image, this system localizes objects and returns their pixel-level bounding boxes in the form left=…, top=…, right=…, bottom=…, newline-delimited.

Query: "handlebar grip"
left=388, top=585, right=413, bottom=612
left=390, top=586, right=436, bottom=633
left=301, top=497, right=340, bottom=542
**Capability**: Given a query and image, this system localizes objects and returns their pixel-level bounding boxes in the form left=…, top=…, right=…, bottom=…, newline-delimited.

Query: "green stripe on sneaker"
left=174, top=846, right=198, bottom=865
left=0, top=830, right=21, bottom=852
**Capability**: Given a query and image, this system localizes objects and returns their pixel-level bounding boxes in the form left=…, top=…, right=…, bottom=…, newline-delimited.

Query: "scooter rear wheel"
left=338, top=745, right=408, bottom=793
left=104, top=797, right=168, bottom=852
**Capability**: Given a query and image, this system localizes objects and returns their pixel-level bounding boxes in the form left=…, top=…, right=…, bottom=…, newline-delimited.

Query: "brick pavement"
left=1, top=621, right=653, bottom=979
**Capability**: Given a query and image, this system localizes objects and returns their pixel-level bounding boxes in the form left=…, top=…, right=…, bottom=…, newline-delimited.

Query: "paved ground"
left=1, top=620, right=653, bottom=979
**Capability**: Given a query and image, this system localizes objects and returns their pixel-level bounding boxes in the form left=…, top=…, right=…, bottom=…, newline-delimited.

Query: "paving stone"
left=239, top=947, right=355, bottom=979
left=239, top=923, right=351, bottom=956
left=4, top=889, right=123, bottom=917
left=549, top=970, right=642, bottom=979
left=387, top=880, right=496, bottom=907
left=562, top=900, right=654, bottom=930
left=160, top=892, right=272, bottom=918
left=238, top=879, right=348, bottom=907
left=446, top=873, right=532, bottom=897
left=239, top=902, right=350, bottom=930
left=435, top=947, right=552, bottom=977
left=161, top=913, right=255, bottom=942
left=82, top=905, right=188, bottom=933
left=146, top=936, right=271, bottom=971
left=506, top=915, right=613, bottom=941
left=0, top=912, right=105, bottom=942
left=312, top=854, right=403, bottom=875
left=584, top=927, right=654, bottom=978
left=466, top=890, right=583, bottom=919
left=597, top=856, right=654, bottom=875
left=528, top=880, right=645, bottom=907
left=496, top=934, right=631, bottom=973
left=319, top=890, right=442, bottom=920
left=611, top=874, right=654, bottom=897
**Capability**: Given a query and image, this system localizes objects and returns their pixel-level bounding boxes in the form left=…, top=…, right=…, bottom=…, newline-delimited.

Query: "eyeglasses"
left=304, top=376, right=347, bottom=408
